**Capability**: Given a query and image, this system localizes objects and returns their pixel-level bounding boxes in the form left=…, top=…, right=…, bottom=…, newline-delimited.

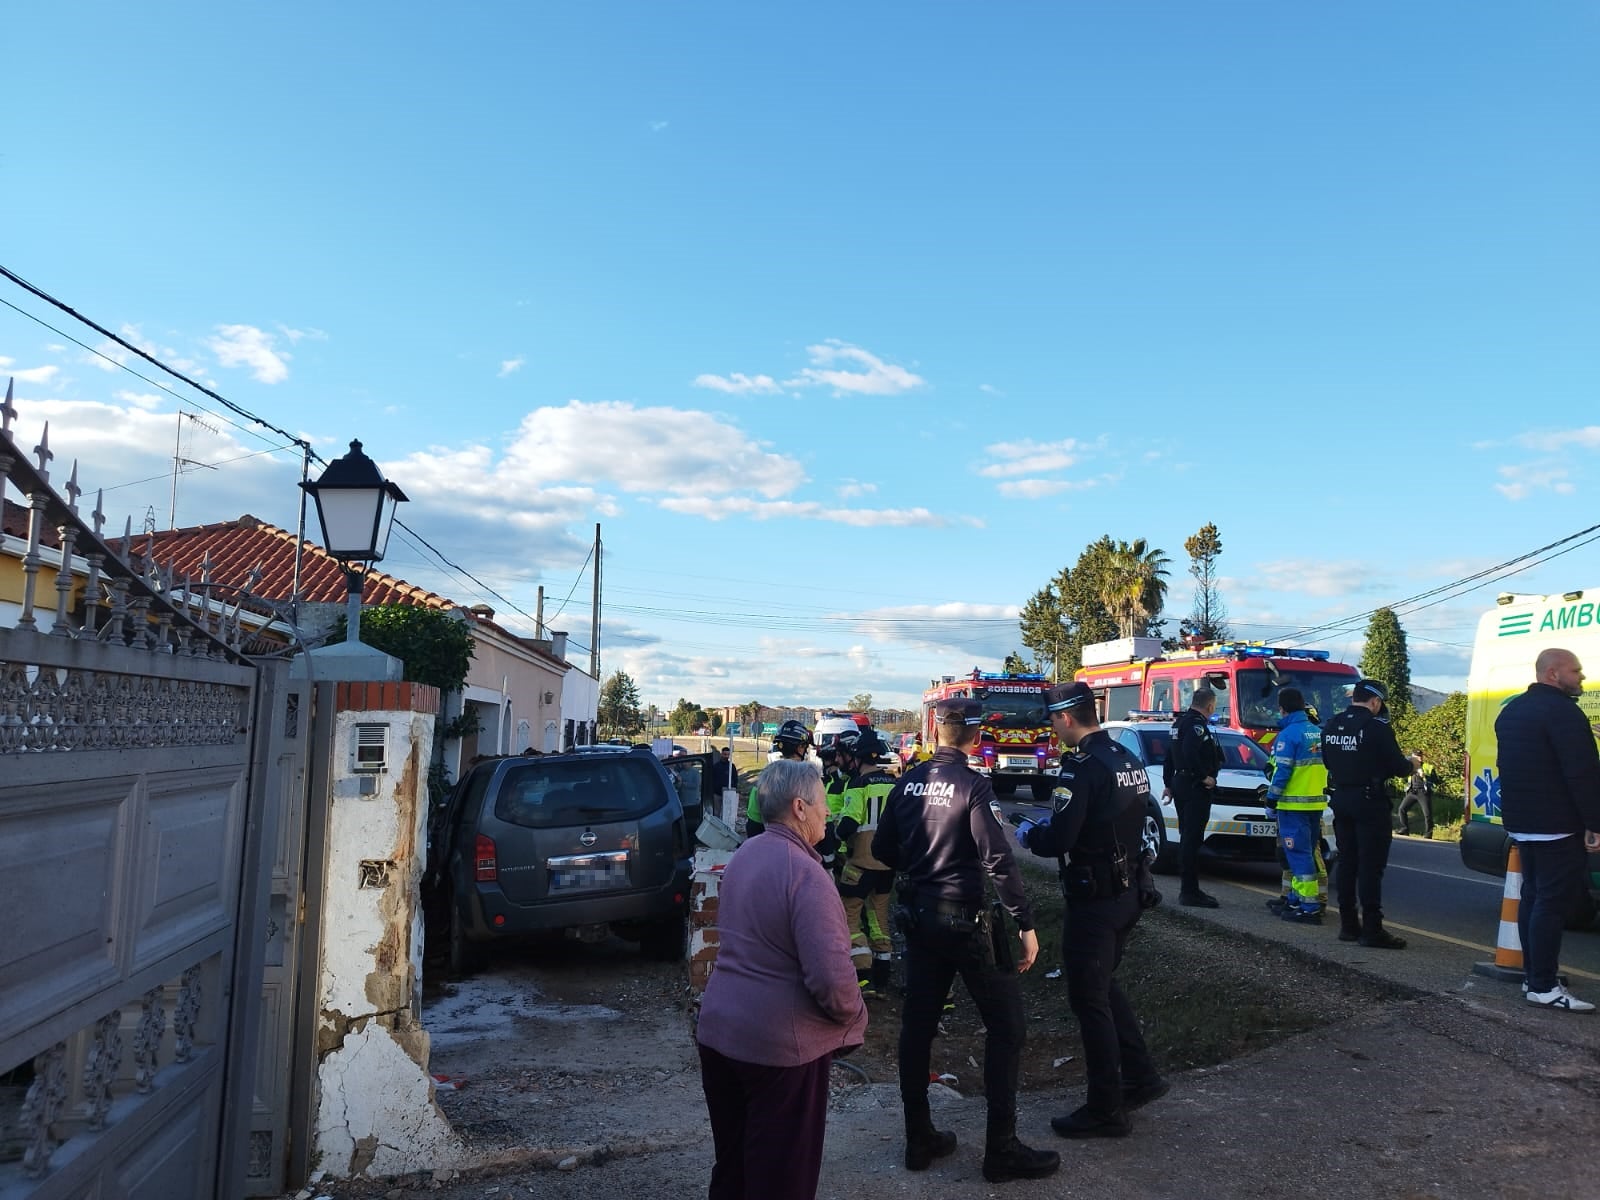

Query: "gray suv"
left=427, top=747, right=710, bottom=973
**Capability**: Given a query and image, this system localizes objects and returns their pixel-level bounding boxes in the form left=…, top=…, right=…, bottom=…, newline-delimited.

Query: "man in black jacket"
left=1019, top=682, right=1166, bottom=1140
left=1496, top=648, right=1600, bottom=1012
left=874, top=699, right=1059, bottom=1183
left=1170, top=688, right=1225, bottom=907
left=1322, top=679, right=1415, bottom=948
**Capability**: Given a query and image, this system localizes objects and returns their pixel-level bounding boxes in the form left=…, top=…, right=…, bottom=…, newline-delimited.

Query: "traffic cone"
left=1472, top=844, right=1525, bottom=982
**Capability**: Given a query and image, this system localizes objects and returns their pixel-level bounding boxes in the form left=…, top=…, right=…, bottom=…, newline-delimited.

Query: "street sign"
left=760, top=722, right=779, bottom=735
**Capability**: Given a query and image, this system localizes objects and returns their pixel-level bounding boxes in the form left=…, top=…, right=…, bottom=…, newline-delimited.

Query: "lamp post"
left=300, top=439, right=408, bottom=647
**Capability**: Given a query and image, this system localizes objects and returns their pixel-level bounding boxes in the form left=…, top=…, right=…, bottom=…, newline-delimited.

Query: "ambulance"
left=1458, top=588, right=1600, bottom=920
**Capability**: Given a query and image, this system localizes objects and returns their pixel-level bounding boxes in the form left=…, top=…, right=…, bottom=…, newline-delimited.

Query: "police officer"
left=1018, top=682, right=1166, bottom=1139
left=1170, top=687, right=1225, bottom=907
left=873, top=698, right=1059, bottom=1183
left=834, top=727, right=899, bottom=996
left=743, top=720, right=814, bottom=837
left=1321, top=679, right=1415, bottom=948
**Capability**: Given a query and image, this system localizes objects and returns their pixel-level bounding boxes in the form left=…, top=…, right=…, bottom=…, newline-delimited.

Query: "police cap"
left=1045, top=681, right=1097, bottom=714
left=933, top=698, right=984, bottom=725
left=1352, top=678, right=1388, bottom=703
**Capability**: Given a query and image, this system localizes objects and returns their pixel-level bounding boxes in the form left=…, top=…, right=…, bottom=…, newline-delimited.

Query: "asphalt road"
left=996, top=796, right=1600, bottom=986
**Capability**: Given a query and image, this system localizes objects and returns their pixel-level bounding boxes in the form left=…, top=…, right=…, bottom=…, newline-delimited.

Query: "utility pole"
left=589, top=523, right=602, bottom=680
left=536, top=585, right=545, bottom=639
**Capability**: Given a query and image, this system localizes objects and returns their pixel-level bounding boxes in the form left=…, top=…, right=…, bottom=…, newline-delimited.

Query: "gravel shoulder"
left=288, top=872, right=1600, bottom=1200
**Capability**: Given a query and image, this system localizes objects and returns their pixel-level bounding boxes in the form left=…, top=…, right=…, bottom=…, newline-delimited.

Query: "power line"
left=546, top=542, right=595, bottom=624
left=0, top=264, right=312, bottom=454
left=0, top=264, right=582, bottom=649
left=1274, top=523, right=1600, bottom=648
left=0, top=294, right=292, bottom=454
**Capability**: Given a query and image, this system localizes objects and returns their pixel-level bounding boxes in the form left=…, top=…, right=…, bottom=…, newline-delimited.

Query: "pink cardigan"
left=697, top=824, right=868, bottom=1067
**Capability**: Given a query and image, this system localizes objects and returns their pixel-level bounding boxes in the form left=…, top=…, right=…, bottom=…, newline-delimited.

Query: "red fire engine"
left=1072, top=639, right=1360, bottom=744
left=921, top=669, right=1057, bottom=801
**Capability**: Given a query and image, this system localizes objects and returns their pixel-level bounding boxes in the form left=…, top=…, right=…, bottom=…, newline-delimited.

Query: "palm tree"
left=1098, top=538, right=1171, bottom=638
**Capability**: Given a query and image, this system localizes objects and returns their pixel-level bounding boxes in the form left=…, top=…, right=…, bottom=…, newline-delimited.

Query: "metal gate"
left=0, top=386, right=281, bottom=1198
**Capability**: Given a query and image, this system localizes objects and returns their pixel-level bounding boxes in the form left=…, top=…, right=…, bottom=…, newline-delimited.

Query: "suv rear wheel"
left=640, top=914, right=689, bottom=962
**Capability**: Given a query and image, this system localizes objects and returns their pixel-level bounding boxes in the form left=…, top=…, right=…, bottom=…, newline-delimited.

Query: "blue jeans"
left=1516, top=835, right=1587, bottom=993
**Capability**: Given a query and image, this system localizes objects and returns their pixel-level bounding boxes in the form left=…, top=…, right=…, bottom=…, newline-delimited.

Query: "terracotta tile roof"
left=113, top=514, right=456, bottom=609
left=2, top=497, right=62, bottom=547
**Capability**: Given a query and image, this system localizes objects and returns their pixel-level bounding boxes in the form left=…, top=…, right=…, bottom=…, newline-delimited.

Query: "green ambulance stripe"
left=1498, top=614, right=1533, bottom=637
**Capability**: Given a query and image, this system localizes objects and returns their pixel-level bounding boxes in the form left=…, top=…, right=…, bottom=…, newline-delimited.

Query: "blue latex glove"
left=1015, top=815, right=1050, bottom=850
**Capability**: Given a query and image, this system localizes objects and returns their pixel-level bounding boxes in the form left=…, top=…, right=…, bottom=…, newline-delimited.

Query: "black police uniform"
left=1321, top=696, right=1414, bottom=944
left=1170, top=705, right=1225, bottom=901
left=1025, top=726, right=1163, bottom=1132
left=873, top=717, right=1057, bottom=1182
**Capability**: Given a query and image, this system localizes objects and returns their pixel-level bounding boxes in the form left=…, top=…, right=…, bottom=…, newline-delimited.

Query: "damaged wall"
left=313, top=681, right=465, bottom=1178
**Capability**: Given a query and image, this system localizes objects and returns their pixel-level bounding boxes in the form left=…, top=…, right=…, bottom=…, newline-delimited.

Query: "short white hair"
left=757, top=759, right=823, bottom=824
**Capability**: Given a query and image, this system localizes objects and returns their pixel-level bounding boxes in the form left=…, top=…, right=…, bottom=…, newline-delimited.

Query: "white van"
left=1459, top=588, right=1600, bottom=919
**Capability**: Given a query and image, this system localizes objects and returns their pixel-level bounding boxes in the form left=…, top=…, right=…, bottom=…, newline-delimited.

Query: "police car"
left=1102, top=715, right=1325, bottom=874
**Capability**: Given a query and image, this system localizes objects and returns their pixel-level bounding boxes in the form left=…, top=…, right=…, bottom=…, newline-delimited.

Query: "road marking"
left=1389, top=863, right=1503, bottom=888
left=1214, top=878, right=1600, bottom=984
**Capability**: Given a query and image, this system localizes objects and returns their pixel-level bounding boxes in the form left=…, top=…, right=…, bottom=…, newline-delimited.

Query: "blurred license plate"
left=1001, top=757, right=1037, bottom=771
left=549, top=852, right=629, bottom=892
left=1246, top=822, right=1277, bottom=837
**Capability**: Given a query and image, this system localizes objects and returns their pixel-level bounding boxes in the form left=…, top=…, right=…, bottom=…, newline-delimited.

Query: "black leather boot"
left=1358, top=909, right=1406, bottom=949
left=904, top=1110, right=957, bottom=1171
left=871, top=956, right=893, bottom=998
left=981, top=1136, right=1060, bottom=1182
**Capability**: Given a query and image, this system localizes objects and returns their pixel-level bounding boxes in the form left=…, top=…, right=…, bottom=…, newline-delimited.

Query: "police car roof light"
left=1125, top=710, right=1176, bottom=722
left=967, top=669, right=1047, bottom=682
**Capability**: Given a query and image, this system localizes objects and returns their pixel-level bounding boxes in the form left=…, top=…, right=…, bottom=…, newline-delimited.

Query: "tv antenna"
left=169, top=410, right=220, bottom=528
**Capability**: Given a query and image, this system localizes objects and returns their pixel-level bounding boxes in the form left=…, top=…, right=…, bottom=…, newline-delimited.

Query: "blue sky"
left=2, top=2, right=1597, bottom=710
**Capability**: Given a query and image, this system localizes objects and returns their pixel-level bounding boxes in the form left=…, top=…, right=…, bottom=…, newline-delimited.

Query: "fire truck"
left=921, top=669, right=1057, bottom=801
left=1072, top=638, right=1361, bottom=744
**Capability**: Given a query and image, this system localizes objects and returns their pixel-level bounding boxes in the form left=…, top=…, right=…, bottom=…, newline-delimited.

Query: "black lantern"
left=301, top=440, right=408, bottom=562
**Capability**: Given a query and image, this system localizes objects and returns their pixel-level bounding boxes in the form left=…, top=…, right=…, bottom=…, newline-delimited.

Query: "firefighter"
left=817, top=742, right=851, bottom=876
left=744, top=720, right=813, bottom=838
left=1322, top=679, right=1415, bottom=948
left=833, top=727, right=898, bottom=997
left=872, top=697, right=1059, bottom=1183
left=1170, top=687, right=1225, bottom=907
left=1017, top=682, right=1166, bottom=1139
left=1263, top=688, right=1328, bottom=922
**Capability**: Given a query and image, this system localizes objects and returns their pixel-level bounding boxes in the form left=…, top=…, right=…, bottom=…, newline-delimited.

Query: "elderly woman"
left=697, top=758, right=868, bottom=1200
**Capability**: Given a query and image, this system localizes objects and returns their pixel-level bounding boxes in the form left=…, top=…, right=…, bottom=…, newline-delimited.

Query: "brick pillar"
left=688, top=848, right=733, bottom=994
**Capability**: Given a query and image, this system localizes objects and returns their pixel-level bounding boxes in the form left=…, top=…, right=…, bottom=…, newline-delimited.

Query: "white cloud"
left=979, top=383, right=1002, bottom=396
left=1245, top=560, right=1391, bottom=599
left=784, top=341, right=924, bottom=396
left=114, top=390, right=163, bottom=410
left=0, top=390, right=299, bottom=534
left=837, top=479, right=877, bottom=499
left=979, top=438, right=1080, bottom=478
left=1495, top=462, right=1574, bottom=500
left=692, top=372, right=781, bottom=395
left=207, top=324, right=290, bottom=384
left=1514, top=426, right=1600, bottom=454
left=0, top=358, right=58, bottom=384
left=997, top=478, right=1074, bottom=499
left=649, top=120, right=669, bottom=133
left=657, top=495, right=953, bottom=528
left=498, top=356, right=526, bottom=378
left=383, top=400, right=807, bottom=543
left=277, top=325, right=328, bottom=344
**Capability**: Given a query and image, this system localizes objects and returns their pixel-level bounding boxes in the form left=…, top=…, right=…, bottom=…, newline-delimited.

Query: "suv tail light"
left=474, top=834, right=498, bottom=882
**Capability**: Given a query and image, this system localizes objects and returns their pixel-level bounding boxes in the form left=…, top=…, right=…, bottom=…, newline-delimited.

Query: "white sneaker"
left=1525, top=985, right=1595, bottom=1013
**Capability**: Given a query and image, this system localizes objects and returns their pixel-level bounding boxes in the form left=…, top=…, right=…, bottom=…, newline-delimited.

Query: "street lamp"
left=301, top=439, right=407, bottom=645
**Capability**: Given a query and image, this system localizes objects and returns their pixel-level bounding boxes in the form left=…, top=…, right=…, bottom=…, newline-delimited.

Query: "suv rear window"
left=493, top=756, right=668, bottom=829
